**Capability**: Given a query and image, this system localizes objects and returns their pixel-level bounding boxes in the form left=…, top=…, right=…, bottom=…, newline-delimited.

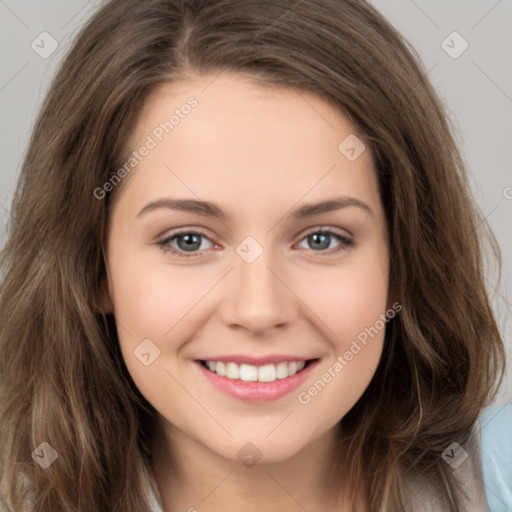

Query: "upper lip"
left=196, top=354, right=318, bottom=365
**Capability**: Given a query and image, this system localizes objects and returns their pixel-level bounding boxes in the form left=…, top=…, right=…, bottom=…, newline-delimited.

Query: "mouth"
left=197, top=358, right=317, bottom=383
left=194, top=357, right=320, bottom=401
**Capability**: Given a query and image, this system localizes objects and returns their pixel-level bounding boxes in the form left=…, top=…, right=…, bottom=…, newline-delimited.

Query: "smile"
left=201, top=360, right=308, bottom=382
left=195, top=357, right=319, bottom=401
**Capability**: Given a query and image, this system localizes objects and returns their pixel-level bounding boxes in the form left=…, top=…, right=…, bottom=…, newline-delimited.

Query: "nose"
left=219, top=250, right=297, bottom=337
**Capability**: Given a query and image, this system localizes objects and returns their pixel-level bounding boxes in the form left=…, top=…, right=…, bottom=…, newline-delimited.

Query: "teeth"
left=216, top=361, right=226, bottom=377
left=258, top=364, right=276, bottom=382
left=276, top=362, right=289, bottom=379
left=239, top=364, right=258, bottom=382
left=226, top=362, right=240, bottom=379
left=203, top=360, right=309, bottom=382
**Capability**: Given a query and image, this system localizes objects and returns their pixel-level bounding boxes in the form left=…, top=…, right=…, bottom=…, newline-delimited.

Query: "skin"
left=103, top=73, right=392, bottom=511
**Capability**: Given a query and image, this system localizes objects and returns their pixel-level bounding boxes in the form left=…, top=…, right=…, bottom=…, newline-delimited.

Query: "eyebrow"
left=137, top=196, right=374, bottom=220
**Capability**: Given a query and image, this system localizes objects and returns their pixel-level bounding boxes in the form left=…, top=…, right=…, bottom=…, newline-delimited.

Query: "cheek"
left=109, top=252, right=214, bottom=343
left=108, top=253, right=229, bottom=403
left=297, top=256, right=389, bottom=349
left=107, top=256, right=214, bottom=414
left=293, top=254, right=389, bottom=417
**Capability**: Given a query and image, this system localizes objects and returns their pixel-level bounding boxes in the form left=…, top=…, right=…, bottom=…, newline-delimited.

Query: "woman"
left=0, top=0, right=509, bottom=510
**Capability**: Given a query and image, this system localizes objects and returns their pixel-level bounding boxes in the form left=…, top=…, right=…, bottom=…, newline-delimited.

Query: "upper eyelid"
left=159, top=228, right=216, bottom=245
left=300, top=226, right=351, bottom=238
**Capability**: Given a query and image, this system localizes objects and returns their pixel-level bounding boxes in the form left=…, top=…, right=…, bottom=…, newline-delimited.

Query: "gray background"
left=1, top=1, right=511, bottom=404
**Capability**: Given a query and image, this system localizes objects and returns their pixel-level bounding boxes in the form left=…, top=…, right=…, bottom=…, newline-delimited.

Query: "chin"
left=210, top=432, right=313, bottom=467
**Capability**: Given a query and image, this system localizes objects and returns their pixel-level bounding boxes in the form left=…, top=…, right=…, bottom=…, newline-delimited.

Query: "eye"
left=156, top=227, right=354, bottom=258
left=295, top=228, right=354, bottom=255
left=157, top=229, right=216, bottom=258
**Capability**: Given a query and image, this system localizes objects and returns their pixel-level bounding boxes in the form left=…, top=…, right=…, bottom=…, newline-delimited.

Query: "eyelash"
left=156, top=227, right=354, bottom=258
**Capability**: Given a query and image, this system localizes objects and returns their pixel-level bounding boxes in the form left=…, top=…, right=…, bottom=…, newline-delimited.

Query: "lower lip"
left=194, top=360, right=318, bottom=401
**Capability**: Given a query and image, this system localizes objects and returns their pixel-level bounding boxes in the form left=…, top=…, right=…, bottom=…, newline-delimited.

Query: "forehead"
left=117, top=73, right=381, bottom=219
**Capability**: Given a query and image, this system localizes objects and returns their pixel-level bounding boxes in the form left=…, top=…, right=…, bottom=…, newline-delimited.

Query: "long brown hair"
left=0, top=0, right=505, bottom=510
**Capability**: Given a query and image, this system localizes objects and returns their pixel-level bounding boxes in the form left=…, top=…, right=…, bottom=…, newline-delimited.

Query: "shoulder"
left=479, top=402, right=512, bottom=512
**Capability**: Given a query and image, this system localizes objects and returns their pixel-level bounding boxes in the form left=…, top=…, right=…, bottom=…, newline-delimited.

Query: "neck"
left=150, top=419, right=366, bottom=512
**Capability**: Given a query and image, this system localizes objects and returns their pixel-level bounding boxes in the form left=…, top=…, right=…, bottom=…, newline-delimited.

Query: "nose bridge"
left=221, top=243, right=295, bottom=334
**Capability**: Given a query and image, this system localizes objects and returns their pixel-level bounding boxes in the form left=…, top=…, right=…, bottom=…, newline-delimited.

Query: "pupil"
left=309, top=233, right=329, bottom=250
left=178, top=234, right=201, bottom=251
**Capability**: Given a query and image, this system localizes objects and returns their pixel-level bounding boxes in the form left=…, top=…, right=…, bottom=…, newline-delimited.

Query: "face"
left=104, top=73, right=391, bottom=465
